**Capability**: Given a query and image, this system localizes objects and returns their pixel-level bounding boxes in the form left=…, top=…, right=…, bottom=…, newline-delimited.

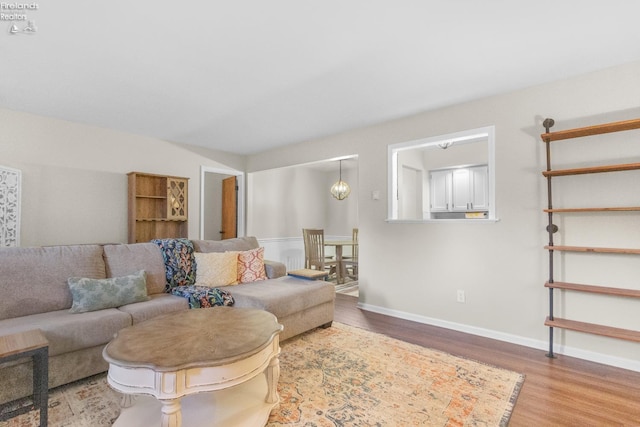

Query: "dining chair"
left=344, top=228, right=358, bottom=280
left=343, top=228, right=358, bottom=260
left=302, top=229, right=337, bottom=279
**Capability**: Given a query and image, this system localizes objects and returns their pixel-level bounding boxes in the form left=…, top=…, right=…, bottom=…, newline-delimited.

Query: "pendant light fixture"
left=330, top=160, right=351, bottom=200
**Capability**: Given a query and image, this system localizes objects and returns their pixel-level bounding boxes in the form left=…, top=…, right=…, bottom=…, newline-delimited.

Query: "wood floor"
left=333, top=293, right=640, bottom=426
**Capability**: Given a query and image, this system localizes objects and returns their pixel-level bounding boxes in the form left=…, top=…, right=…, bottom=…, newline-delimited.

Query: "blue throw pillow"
left=68, top=270, right=149, bottom=313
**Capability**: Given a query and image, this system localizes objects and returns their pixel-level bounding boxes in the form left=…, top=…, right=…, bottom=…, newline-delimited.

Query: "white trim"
left=256, top=235, right=350, bottom=244
left=386, top=218, right=500, bottom=224
left=199, top=166, right=245, bottom=240
left=356, top=302, right=640, bottom=373
left=256, top=237, right=300, bottom=244
left=388, top=125, right=496, bottom=222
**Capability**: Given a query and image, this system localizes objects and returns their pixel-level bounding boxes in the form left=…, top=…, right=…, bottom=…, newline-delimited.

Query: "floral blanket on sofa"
left=152, top=238, right=234, bottom=309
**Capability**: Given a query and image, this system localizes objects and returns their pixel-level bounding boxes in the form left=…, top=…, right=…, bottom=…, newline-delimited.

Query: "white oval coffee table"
left=103, top=307, right=283, bottom=427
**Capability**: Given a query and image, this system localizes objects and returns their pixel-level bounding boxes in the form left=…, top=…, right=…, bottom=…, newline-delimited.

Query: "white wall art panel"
left=0, top=166, right=21, bottom=247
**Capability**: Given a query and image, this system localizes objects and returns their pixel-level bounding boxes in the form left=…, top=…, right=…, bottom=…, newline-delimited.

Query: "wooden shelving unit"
left=127, top=172, right=189, bottom=243
left=541, top=117, right=640, bottom=357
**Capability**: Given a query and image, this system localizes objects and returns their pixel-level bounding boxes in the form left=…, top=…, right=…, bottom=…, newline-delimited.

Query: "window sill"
left=385, top=218, right=500, bottom=224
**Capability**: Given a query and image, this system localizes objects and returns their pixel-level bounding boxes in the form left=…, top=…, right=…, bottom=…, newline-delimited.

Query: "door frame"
left=199, top=166, right=245, bottom=240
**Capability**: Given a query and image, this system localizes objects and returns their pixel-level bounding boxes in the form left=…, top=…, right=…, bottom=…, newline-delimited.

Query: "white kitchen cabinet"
left=430, top=165, right=488, bottom=212
left=429, top=169, right=452, bottom=211
left=468, top=165, right=489, bottom=211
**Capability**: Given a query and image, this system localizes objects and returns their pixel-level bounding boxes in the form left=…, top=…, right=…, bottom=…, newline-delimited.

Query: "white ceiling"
left=3, top=1, right=640, bottom=155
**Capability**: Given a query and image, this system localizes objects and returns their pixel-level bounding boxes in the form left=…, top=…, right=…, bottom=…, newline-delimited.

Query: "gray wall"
left=0, top=108, right=244, bottom=246
left=246, top=60, right=640, bottom=369
left=2, top=60, right=639, bottom=370
left=247, top=162, right=358, bottom=238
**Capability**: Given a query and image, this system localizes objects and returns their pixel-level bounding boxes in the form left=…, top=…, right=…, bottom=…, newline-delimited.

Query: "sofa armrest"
left=264, top=260, right=286, bottom=279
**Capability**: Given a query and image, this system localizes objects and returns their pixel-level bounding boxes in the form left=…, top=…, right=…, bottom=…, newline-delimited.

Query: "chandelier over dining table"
left=330, top=160, right=351, bottom=200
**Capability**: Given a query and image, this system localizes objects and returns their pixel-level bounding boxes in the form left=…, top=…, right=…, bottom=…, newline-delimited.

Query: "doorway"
left=199, top=166, right=245, bottom=240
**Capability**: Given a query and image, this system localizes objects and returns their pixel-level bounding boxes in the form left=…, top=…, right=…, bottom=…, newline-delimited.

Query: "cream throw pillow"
left=194, top=252, right=238, bottom=287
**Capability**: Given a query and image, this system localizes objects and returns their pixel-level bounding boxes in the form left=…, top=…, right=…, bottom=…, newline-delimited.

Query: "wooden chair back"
left=345, top=227, right=359, bottom=280
left=352, top=228, right=359, bottom=260
left=303, top=228, right=327, bottom=270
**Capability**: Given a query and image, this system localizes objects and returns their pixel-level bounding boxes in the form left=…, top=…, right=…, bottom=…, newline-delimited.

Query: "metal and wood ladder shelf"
left=541, top=117, right=640, bottom=357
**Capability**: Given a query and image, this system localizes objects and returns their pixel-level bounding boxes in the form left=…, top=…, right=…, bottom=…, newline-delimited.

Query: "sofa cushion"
left=191, top=236, right=259, bottom=253
left=237, top=247, right=267, bottom=283
left=220, top=275, right=335, bottom=319
left=0, top=245, right=106, bottom=321
left=117, top=293, right=188, bottom=324
left=103, top=243, right=167, bottom=295
left=68, top=270, right=150, bottom=313
left=263, top=260, right=286, bottom=279
left=192, top=237, right=286, bottom=279
left=194, top=252, right=238, bottom=286
left=0, top=308, right=131, bottom=357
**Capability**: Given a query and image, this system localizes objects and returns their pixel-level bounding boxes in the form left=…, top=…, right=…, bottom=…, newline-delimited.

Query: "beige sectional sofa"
left=0, top=236, right=335, bottom=404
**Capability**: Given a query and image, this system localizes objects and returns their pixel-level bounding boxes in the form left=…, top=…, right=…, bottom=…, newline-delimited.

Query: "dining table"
left=324, top=240, right=357, bottom=284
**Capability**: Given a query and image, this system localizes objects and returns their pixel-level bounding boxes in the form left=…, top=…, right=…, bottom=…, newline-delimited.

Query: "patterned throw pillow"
left=194, top=252, right=238, bottom=287
left=68, top=270, right=149, bottom=313
left=237, top=247, right=267, bottom=283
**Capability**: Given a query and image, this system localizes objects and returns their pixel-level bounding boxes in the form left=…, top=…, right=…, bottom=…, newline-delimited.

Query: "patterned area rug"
left=1, top=323, right=523, bottom=427
left=269, top=323, right=523, bottom=426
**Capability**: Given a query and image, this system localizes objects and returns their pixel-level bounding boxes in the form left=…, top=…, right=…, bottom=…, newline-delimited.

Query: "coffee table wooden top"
left=103, top=307, right=282, bottom=371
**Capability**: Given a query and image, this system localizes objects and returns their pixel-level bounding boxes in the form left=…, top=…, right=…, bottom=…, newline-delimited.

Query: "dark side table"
left=0, top=329, right=49, bottom=426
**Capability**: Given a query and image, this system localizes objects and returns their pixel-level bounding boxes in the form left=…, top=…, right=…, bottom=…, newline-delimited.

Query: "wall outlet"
left=456, top=290, right=466, bottom=303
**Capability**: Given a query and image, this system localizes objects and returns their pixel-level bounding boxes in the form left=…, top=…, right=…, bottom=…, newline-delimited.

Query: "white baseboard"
left=357, top=302, right=640, bottom=373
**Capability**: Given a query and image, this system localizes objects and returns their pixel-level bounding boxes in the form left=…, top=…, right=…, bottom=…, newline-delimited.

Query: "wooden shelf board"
left=545, top=317, right=640, bottom=343
left=540, top=118, right=640, bottom=142
left=545, top=245, right=640, bottom=254
left=136, top=195, right=167, bottom=199
left=545, top=281, right=640, bottom=298
left=544, top=207, right=640, bottom=213
left=542, top=162, right=640, bottom=177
